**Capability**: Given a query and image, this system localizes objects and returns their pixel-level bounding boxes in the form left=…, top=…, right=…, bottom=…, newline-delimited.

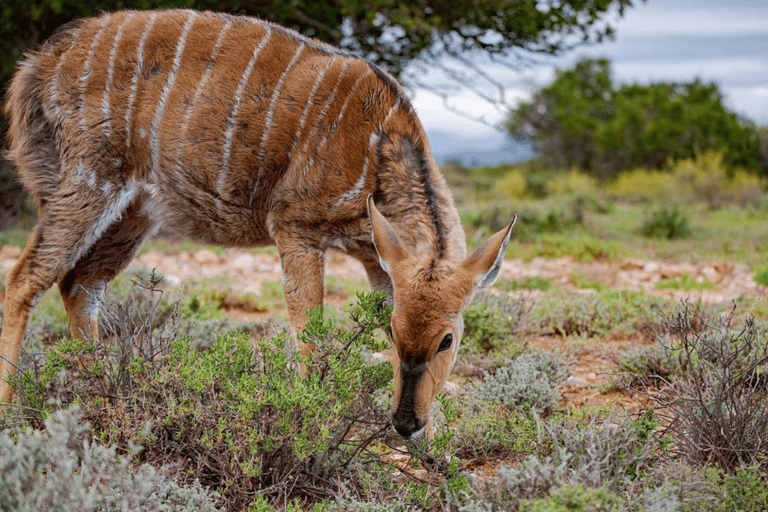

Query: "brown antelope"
left=0, top=9, right=515, bottom=437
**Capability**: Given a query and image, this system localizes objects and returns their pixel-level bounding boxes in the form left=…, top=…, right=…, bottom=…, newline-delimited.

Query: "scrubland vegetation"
left=1, top=144, right=767, bottom=511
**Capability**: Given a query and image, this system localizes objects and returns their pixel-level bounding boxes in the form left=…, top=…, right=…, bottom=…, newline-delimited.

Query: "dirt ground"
left=1, top=244, right=765, bottom=412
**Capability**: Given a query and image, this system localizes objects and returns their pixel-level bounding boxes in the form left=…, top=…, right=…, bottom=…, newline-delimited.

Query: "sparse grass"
left=495, top=276, right=553, bottom=292
left=529, top=289, right=669, bottom=340
left=655, top=273, right=716, bottom=291
left=569, top=270, right=607, bottom=291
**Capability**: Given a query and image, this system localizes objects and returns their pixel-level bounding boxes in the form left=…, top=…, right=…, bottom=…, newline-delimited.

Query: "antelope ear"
left=461, top=215, right=517, bottom=289
left=367, top=195, right=410, bottom=275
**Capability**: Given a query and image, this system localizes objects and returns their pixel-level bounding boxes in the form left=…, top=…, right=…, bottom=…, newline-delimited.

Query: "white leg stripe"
left=102, top=13, right=134, bottom=138
left=71, top=180, right=140, bottom=265
left=336, top=97, right=400, bottom=204
left=125, top=13, right=158, bottom=158
left=176, top=18, right=232, bottom=177
left=79, top=16, right=110, bottom=132
left=250, top=41, right=305, bottom=204
left=150, top=11, right=197, bottom=182
left=218, top=26, right=273, bottom=197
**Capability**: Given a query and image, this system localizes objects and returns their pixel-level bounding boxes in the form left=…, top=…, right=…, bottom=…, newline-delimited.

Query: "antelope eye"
left=437, top=333, right=453, bottom=353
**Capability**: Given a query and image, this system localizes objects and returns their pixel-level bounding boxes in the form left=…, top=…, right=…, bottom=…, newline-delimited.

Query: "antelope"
left=0, top=9, right=515, bottom=437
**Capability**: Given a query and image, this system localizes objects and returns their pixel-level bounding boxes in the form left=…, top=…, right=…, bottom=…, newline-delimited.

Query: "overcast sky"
left=413, top=0, right=768, bottom=154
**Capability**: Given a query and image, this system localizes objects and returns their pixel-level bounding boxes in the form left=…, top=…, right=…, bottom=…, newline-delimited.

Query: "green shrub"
left=9, top=288, right=403, bottom=511
left=530, top=290, right=668, bottom=339
left=519, top=484, right=622, bottom=512
left=0, top=406, right=220, bottom=511
left=462, top=292, right=528, bottom=356
left=545, top=169, right=597, bottom=197
left=607, top=168, right=672, bottom=202
left=497, top=169, right=527, bottom=198
left=640, top=204, right=692, bottom=239
left=754, top=267, right=768, bottom=287
left=495, top=276, right=553, bottom=292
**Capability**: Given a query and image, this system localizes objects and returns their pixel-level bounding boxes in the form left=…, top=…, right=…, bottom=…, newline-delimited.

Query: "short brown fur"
left=0, top=9, right=515, bottom=436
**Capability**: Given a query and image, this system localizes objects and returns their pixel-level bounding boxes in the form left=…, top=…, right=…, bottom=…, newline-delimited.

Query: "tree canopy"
left=0, top=0, right=635, bottom=99
left=506, top=58, right=766, bottom=180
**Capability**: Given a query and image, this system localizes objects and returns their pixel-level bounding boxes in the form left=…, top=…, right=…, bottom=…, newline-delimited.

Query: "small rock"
left=442, top=380, right=460, bottom=396
left=230, top=254, right=254, bottom=270
left=0, top=245, right=22, bottom=259
left=193, top=249, right=220, bottom=265
left=564, top=376, right=590, bottom=388
left=621, top=258, right=645, bottom=270
left=700, top=265, right=720, bottom=283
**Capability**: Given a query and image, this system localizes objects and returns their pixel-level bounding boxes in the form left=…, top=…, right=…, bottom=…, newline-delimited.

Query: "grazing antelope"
left=0, top=9, right=515, bottom=437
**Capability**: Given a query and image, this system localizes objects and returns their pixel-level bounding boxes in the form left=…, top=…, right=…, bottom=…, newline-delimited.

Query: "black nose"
left=393, top=413, right=426, bottom=438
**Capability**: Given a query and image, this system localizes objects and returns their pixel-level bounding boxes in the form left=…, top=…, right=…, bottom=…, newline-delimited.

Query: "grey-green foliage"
left=0, top=406, right=220, bottom=512
left=470, top=351, right=569, bottom=413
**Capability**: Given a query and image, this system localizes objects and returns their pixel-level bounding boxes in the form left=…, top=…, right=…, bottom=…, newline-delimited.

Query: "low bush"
left=462, top=292, right=529, bottom=357
left=640, top=304, right=768, bottom=472
left=0, top=406, right=220, bottom=511
left=7, top=282, right=405, bottom=511
left=530, top=289, right=668, bottom=340
left=641, top=204, right=692, bottom=239
left=655, top=274, right=716, bottom=291
left=470, top=351, right=569, bottom=414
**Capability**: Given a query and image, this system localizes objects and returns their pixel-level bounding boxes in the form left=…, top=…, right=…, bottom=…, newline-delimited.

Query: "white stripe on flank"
left=176, top=18, right=232, bottom=177
left=256, top=42, right=305, bottom=171
left=150, top=11, right=197, bottom=181
left=329, top=69, right=371, bottom=134
left=125, top=13, right=158, bottom=158
left=249, top=41, right=305, bottom=204
left=336, top=97, right=400, bottom=204
left=296, top=59, right=352, bottom=179
left=218, top=25, right=273, bottom=197
left=288, top=57, right=336, bottom=157
left=71, top=180, right=140, bottom=266
left=78, top=16, right=111, bottom=132
left=48, top=29, right=81, bottom=119
left=102, top=13, right=134, bottom=138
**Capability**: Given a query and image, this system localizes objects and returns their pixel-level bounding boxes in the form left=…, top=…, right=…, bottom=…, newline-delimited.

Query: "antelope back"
left=5, top=9, right=410, bottom=244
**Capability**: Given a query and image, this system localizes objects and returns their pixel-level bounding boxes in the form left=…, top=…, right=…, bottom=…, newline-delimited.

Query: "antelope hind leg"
left=58, top=198, right=154, bottom=341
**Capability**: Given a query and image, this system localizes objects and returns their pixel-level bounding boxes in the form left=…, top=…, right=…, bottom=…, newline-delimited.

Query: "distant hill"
left=426, top=131, right=534, bottom=166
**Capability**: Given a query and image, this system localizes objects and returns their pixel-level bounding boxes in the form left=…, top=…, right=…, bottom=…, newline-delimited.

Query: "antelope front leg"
left=277, top=242, right=325, bottom=358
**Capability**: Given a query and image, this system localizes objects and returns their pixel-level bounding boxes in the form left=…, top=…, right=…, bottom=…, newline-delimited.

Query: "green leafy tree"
left=507, top=57, right=765, bottom=180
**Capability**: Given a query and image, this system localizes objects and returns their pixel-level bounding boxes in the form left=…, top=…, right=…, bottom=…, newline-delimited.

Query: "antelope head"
left=367, top=197, right=516, bottom=437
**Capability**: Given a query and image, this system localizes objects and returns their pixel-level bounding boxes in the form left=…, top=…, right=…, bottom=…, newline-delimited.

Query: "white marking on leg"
left=176, top=18, right=232, bottom=177
left=218, top=26, right=273, bottom=197
left=336, top=97, right=400, bottom=204
left=71, top=180, right=140, bottom=266
left=75, top=162, right=86, bottom=181
left=150, top=11, right=197, bottom=182
left=101, top=13, right=134, bottom=138
left=125, top=13, right=158, bottom=158
left=250, top=41, right=305, bottom=204
left=79, top=16, right=111, bottom=132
